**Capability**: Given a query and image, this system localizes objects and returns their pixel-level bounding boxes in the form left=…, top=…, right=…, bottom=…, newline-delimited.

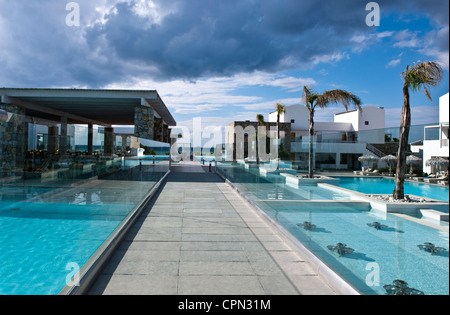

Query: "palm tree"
left=393, top=61, right=443, bottom=200
left=256, top=114, right=266, bottom=164
left=303, top=86, right=362, bottom=178
left=275, top=103, right=286, bottom=169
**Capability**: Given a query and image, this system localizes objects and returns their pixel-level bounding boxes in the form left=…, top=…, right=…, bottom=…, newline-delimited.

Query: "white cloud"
left=386, top=58, right=401, bottom=68
left=377, top=31, right=395, bottom=39
left=311, top=52, right=349, bottom=65
left=393, top=30, right=420, bottom=48
left=104, top=71, right=314, bottom=115
left=235, top=98, right=300, bottom=111
left=419, top=26, right=449, bottom=70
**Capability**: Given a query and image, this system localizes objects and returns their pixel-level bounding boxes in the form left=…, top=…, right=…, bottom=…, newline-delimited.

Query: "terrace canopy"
left=0, top=88, right=176, bottom=128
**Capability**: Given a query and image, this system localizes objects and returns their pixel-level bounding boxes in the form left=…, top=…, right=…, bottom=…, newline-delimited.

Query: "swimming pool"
left=217, top=163, right=449, bottom=295
left=0, top=163, right=168, bottom=295
left=265, top=202, right=449, bottom=295
left=0, top=202, right=124, bottom=295
left=220, top=164, right=351, bottom=201
left=332, top=176, right=449, bottom=202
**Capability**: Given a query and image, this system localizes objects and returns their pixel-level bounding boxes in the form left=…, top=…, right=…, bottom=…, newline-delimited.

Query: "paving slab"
left=89, top=162, right=336, bottom=295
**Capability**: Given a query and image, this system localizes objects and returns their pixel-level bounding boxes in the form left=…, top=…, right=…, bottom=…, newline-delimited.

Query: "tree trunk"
left=256, top=128, right=259, bottom=165
left=394, top=83, right=411, bottom=200
left=308, top=110, right=315, bottom=179
left=276, top=114, right=280, bottom=170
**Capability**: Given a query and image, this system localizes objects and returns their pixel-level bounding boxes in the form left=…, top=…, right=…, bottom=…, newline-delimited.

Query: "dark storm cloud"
left=0, top=0, right=448, bottom=87
left=85, top=0, right=374, bottom=81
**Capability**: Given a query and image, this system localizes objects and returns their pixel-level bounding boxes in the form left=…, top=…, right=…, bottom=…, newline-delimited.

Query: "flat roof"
left=0, top=88, right=177, bottom=127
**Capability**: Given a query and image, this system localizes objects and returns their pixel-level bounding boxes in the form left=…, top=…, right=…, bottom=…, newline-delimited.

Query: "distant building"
left=423, top=93, right=449, bottom=174
left=225, top=121, right=291, bottom=162
left=268, top=105, right=386, bottom=170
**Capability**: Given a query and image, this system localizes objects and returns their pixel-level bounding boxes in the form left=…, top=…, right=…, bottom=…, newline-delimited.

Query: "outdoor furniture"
left=363, top=169, right=380, bottom=176
left=381, top=155, right=397, bottom=173
left=358, top=154, right=380, bottom=172
left=407, top=155, right=422, bottom=174
left=424, top=174, right=447, bottom=184
left=426, top=157, right=449, bottom=176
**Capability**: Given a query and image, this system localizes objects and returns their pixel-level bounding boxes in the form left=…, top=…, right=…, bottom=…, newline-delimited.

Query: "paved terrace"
left=89, top=161, right=336, bottom=295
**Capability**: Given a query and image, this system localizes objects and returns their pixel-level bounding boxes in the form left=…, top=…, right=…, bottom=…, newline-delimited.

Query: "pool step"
left=261, top=200, right=371, bottom=212
left=420, top=209, right=449, bottom=222
left=281, top=173, right=339, bottom=185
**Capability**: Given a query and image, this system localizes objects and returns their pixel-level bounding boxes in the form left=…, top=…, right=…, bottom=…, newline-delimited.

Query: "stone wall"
left=227, top=121, right=291, bottom=161
left=134, top=106, right=154, bottom=140
left=0, top=104, right=26, bottom=176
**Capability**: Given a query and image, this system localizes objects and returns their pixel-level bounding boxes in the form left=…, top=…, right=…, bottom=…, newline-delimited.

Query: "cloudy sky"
left=0, top=0, right=448, bottom=134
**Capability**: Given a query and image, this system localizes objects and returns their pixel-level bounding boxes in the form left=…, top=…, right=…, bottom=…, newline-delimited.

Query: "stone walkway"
left=89, top=161, right=336, bottom=295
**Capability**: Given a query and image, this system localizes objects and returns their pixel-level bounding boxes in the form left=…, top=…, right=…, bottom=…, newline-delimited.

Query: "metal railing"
left=366, top=143, right=385, bottom=158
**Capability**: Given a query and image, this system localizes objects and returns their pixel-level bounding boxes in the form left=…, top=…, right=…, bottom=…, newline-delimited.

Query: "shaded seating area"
left=1, top=88, right=176, bottom=183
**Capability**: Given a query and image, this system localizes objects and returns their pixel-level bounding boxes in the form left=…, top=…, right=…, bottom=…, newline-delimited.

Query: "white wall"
left=334, top=106, right=385, bottom=132
left=269, top=105, right=310, bottom=130
left=334, top=110, right=359, bottom=131
left=358, top=107, right=386, bottom=131
left=440, top=93, right=449, bottom=124
left=422, top=93, right=449, bottom=173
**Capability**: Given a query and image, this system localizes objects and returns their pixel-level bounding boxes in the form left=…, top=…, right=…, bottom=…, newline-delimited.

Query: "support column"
left=104, top=127, right=115, bottom=156
left=87, top=123, right=94, bottom=155
left=121, top=135, right=128, bottom=152
left=134, top=106, right=154, bottom=140
left=335, top=153, right=341, bottom=170
left=48, top=125, right=59, bottom=155
left=163, top=123, right=169, bottom=143
left=59, top=117, right=68, bottom=157
left=0, top=104, right=26, bottom=175
left=161, top=120, right=164, bottom=142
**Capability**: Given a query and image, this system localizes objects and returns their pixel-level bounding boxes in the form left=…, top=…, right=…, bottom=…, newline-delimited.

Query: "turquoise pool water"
left=0, top=172, right=161, bottom=295
left=333, top=176, right=449, bottom=202
left=0, top=202, right=124, bottom=295
left=217, top=163, right=449, bottom=295
left=220, top=165, right=351, bottom=201
left=264, top=202, right=449, bottom=295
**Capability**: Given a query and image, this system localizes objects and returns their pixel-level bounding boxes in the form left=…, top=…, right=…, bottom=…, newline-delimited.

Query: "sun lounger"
left=363, top=170, right=380, bottom=176
left=424, top=175, right=447, bottom=184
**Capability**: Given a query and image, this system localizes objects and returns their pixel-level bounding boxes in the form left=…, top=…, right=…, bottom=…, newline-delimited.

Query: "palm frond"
left=303, top=86, right=319, bottom=110
left=402, top=61, right=444, bottom=101
left=317, top=89, right=362, bottom=111
left=275, top=103, right=286, bottom=115
left=256, top=114, right=266, bottom=125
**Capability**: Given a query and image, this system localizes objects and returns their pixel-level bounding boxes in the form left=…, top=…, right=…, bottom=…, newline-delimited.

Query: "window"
left=291, top=119, right=295, bottom=123
left=365, top=121, right=370, bottom=126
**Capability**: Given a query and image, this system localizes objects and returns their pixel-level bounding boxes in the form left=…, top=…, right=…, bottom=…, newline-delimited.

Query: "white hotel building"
left=269, top=105, right=386, bottom=170
left=423, top=93, right=449, bottom=174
